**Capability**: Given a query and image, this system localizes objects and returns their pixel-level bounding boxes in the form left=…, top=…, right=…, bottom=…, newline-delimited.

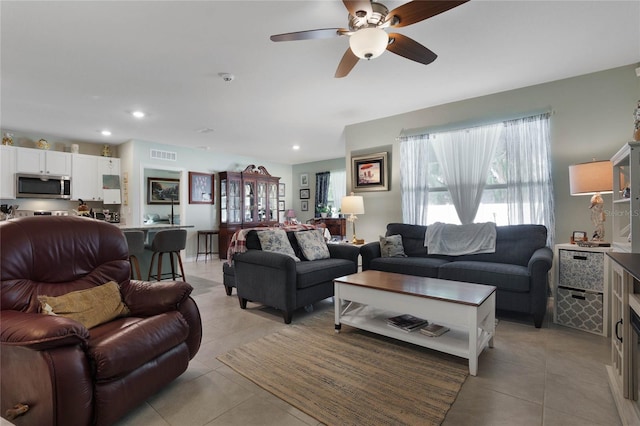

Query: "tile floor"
left=113, top=259, right=622, bottom=426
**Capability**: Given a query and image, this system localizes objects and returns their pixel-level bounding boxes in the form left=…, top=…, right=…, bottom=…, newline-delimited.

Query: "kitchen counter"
left=115, top=224, right=194, bottom=231
left=607, top=252, right=640, bottom=281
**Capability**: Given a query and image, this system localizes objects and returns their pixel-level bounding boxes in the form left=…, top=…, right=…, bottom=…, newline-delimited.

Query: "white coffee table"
left=334, top=270, right=496, bottom=376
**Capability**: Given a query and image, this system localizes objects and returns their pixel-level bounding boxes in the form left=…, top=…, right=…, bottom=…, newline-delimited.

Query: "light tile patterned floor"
left=114, top=259, right=621, bottom=426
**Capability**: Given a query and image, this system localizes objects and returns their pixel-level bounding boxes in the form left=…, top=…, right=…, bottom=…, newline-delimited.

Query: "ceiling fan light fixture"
left=349, top=27, right=388, bottom=60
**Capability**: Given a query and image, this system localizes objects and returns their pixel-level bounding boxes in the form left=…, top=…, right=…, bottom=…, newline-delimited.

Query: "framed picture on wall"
left=278, top=183, right=285, bottom=198
left=300, top=188, right=310, bottom=199
left=278, top=200, right=285, bottom=211
left=147, top=178, right=180, bottom=205
left=188, top=172, right=214, bottom=204
left=351, top=151, right=389, bottom=192
left=300, top=173, right=309, bottom=187
left=301, top=200, right=309, bottom=211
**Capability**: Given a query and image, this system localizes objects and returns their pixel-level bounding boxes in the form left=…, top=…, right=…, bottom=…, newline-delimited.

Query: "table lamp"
left=568, top=159, right=613, bottom=243
left=285, top=209, right=297, bottom=224
left=341, top=192, right=365, bottom=244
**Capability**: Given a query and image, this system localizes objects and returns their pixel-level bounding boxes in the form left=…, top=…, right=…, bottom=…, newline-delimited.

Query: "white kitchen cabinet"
left=99, top=157, right=121, bottom=204
left=72, top=154, right=121, bottom=203
left=16, top=147, right=71, bottom=176
left=72, top=154, right=100, bottom=201
left=0, top=145, right=16, bottom=199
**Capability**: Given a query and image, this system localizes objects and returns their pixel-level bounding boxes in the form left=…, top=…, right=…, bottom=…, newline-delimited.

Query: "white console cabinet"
left=611, top=141, right=640, bottom=253
left=553, top=243, right=612, bottom=336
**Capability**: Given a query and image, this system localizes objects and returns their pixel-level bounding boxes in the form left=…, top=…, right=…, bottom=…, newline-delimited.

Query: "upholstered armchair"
left=0, top=216, right=202, bottom=426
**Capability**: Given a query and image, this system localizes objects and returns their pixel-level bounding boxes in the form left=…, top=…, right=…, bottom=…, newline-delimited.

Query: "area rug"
left=217, top=311, right=468, bottom=425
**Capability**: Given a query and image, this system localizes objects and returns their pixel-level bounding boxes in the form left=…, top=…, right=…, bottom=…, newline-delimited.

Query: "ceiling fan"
left=270, top=0, right=469, bottom=78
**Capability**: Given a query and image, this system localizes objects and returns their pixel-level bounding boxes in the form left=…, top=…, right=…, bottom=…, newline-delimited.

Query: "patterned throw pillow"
left=38, top=281, right=130, bottom=329
left=380, top=234, right=407, bottom=258
left=257, top=229, right=300, bottom=262
left=295, top=229, right=330, bottom=261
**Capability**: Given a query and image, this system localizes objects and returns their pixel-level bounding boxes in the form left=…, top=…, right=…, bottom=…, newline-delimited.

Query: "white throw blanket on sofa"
left=425, top=222, right=497, bottom=256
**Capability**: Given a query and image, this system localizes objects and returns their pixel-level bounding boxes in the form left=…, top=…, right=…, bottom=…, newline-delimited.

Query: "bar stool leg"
left=130, top=255, right=141, bottom=280
left=148, top=252, right=157, bottom=281
left=169, top=252, right=177, bottom=280
left=176, top=252, right=186, bottom=282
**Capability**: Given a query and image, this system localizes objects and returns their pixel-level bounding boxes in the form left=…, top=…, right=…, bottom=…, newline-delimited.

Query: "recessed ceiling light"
left=292, top=145, right=300, bottom=150
left=101, top=130, right=112, bottom=136
left=132, top=111, right=145, bottom=118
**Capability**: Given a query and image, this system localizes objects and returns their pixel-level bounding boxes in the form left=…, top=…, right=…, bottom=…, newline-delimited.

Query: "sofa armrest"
left=0, top=310, right=89, bottom=351
left=528, top=246, right=553, bottom=275
left=360, top=242, right=382, bottom=270
left=120, top=280, right=194, bottom=317
left=327, top=244, right=360, bottom=265
left=234, top=250, right=298, bottom=309
left=528, top=246, right=553, bottom=325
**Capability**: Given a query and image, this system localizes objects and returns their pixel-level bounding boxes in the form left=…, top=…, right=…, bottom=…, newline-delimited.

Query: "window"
left=400, top=113, right=555, bottom=245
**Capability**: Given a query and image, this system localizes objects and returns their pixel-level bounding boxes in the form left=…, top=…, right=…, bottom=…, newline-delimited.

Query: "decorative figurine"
left=2, top=133, right=14, bottom=146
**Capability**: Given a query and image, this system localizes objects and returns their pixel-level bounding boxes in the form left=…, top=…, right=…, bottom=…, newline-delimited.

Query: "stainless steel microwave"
left=16, top=174, right=71, bottom=199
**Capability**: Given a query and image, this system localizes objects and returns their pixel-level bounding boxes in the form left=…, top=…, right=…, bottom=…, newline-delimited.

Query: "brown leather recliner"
left=0, top=216, right=202, bottom=426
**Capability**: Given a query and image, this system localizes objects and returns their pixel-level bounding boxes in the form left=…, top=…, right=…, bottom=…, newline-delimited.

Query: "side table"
left=196, top=230, right=219, bottom=262
left=553, top=243, right=612, bottom=336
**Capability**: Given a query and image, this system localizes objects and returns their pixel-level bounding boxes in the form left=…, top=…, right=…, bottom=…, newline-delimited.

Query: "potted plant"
left=317, top=204, right=329, bottom=218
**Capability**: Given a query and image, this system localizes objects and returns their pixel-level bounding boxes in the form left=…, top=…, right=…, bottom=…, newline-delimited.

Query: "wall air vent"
left=150, top=149, right=177, bottom=161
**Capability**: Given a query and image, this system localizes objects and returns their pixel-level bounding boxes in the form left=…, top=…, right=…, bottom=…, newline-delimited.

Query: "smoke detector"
left=219, top=73, right=235, bottom=82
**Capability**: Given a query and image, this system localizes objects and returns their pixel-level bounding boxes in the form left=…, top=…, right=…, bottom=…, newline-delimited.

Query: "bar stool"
left=147, top=229, right=187, bottom=281
left=196, top=229, right=219, bottom=262
left=123, top=230, right=145, bottom=280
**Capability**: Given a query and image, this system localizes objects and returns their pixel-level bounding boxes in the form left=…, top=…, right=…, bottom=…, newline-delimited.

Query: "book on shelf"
left=387, top=314, right=429, bottom=332
left=419, top=323, right=449, bottom=337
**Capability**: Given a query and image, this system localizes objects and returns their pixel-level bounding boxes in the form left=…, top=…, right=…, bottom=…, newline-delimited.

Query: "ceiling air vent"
left=150, top=149, right=177, bottom=161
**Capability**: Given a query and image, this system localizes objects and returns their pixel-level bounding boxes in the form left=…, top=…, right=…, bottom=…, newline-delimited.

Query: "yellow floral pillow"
left=38, top=281, right=130, bottom=329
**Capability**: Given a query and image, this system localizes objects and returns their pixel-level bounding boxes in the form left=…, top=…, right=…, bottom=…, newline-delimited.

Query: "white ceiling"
left=1, top=1, right=639, bottom=165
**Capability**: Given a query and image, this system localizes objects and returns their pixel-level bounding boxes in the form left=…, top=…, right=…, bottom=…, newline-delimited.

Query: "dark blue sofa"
left=359, top=223, right=553, bottom=327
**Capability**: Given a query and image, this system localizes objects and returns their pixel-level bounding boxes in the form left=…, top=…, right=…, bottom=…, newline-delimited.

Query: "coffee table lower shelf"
left=336, top=304, right=492, bottom=375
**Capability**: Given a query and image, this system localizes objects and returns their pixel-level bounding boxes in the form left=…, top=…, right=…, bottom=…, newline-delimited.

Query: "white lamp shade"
left=349, top=27, right=389, bottom=60
left=568, top=160, right=613, bottom=195
left=341, top=194, right=365, bottom=215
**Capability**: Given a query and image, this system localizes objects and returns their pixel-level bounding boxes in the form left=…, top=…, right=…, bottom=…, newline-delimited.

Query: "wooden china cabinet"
left=218, top=165, right=280, bottom=259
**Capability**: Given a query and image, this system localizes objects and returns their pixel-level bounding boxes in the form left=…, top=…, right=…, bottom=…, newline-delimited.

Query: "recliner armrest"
left=120, top=280, right=194, bottom=317
left=0, top=310, right=89, bottom=351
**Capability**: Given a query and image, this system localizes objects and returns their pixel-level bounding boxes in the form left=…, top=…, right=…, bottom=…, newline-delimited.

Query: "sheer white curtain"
left=431, top=124, right=502, bottom=224
left=399, top=134, right=430, bottom=224
left=329, top=170, right=346, bottom=211
left=505, top=113, right=555, bottom=245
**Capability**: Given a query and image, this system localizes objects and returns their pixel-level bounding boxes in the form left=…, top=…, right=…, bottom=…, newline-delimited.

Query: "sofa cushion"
left=295, top=258, right=356, bottom=289
left=454, top=224, right=547, bottom=266
left=38, top=281, right=130, bottom=329
left=438, top=261, right=530, bottom=293
left=369, top=257, right=449, bottom=278
left=88, top=312, right=189, bottom=380
left=295, top=229, right=330, bottom=261
left=380, top=234, right=407, bottom=258
left=257, top=229, right=300, bottom=262
left=385, top=223, right=429, bottom=257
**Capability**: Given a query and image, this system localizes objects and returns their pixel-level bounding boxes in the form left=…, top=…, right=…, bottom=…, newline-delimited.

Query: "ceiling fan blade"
left=335, top=48, right=359, bottom=78
left=270, top=28, right=348, bottom=42
left=342, top=0, right=373, bottom=19
left=387, top=0, right=469, bottom=28
left=386, top=33, right=437, bottom=65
